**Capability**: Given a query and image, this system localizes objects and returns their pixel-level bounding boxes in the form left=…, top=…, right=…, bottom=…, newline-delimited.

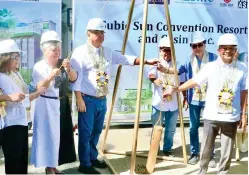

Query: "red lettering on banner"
left=224, top=0, right=231, bottom=3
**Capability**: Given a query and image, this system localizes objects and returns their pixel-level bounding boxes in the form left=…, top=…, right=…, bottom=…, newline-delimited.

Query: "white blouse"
left=0, top=73, right=27, bottom=127
left=32, top=59, right=59, bottom=97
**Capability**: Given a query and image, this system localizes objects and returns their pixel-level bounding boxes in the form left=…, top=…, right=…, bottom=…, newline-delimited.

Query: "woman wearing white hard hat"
left=0, top=39, right=44, bottom=174
left=10, top=51, right=34, bottom=130
left=164, top=33, right=248, bottom=174
left=30, top=30, right=77, bottom=174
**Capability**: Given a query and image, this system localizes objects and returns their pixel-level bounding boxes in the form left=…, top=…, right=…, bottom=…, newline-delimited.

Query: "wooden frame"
left=100, top=0, right=188, bottom=174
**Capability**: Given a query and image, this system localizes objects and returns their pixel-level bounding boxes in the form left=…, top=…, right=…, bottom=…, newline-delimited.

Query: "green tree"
left=0, top=8, right=17, bottom=28
left=0, top=8, right=17, bottom=39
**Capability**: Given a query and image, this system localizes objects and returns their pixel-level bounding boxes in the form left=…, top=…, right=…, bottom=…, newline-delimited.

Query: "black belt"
left=81, top=93, right=106, bottom=99
left=40, top=95, right=59, bottom=100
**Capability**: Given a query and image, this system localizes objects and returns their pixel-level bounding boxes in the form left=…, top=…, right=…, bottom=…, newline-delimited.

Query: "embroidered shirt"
left=192, top=58, right=248, bottom=122
left=70, top=44, right=136, bottom=97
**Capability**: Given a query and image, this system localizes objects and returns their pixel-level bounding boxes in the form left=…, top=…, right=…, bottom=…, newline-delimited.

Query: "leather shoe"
left=91, top=159, right=108, bottom=168
left=163, top=150, right=174, bottom=157
left=78, top=165, right=101, bottom=174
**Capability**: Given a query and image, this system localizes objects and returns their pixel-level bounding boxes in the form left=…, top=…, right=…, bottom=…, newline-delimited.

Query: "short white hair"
left=40, top=42, right=61, bottom=53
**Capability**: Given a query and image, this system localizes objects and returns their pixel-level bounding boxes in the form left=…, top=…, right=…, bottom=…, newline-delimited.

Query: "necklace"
left=86, top=43, right=107, bottom=70
left=160, top=59, right=175, bottom=102
left=86, top=43, right=109, bottom=96
left=7, top=71, right=27, bottom=93
left=217, top=60, right=238, bottom=114
left=0, top=88, right=7, bottom=117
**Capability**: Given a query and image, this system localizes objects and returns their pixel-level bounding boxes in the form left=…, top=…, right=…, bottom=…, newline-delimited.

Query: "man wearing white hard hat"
left=148, top=37, right=179, bottom=156
left=157, top=31, right=217, bottom=166
left=0, top=39, right=45, bottom=173
left=31, top=30, right=77, bottom=174
left=70, top=18, right=157, bottom=174
left=163, top=33, right=248, bottom=174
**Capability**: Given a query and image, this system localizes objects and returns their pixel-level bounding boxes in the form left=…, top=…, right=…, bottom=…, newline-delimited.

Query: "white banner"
left=73, top=0, right=248, bottom=122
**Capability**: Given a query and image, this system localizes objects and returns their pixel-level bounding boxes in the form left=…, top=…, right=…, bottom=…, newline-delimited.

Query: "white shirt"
left=193, top=58, right=248, bottom=122
left=70, top=44, right=136, bottom=96
left=149, top=61, right=178, bottom=111
left=0, top=73, right=27, bottom=127
left=32, top=59, right=59, bottom=97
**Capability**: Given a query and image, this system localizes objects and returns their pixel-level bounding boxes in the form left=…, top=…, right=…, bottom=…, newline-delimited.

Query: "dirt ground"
left=0, top=126, right=247, bottom=174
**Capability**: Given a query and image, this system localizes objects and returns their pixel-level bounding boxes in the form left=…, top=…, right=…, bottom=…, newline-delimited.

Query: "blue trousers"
left=78, top=95, right=107, bottom=167
left=189, top=104, right=215, bottom=156
left=151, top=106, right=178, bottom=151
left=189, top=104, right=203, bottom=155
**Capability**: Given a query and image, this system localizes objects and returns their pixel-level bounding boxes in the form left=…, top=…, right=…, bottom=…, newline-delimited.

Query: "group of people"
left=150, top=31, right=218, bottom=164
left=0, top=17, right=247, bottom=175
left=153, top=31, right=247, bottom=174
left=0, top=31, right=77, bottom=174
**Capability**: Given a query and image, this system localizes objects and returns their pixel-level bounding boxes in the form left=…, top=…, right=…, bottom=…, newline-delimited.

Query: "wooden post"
left=163, top=0, right=188, bottom=164
left=101, top=0, right=136, bottom=153
left=130, top=0, right=149, bottom=174
left=99, top=151, right=118, bottom=174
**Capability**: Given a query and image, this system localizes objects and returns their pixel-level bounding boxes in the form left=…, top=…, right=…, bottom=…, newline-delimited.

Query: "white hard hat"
left=0, top=39, right=21, bottom=55
left=190, top=31, right=206, bottom=44
left=217, top=34, right=238, bottom=46
left=40, top=30, right=61, bottom=45
left=159, top=37, right=170, bottom=47
left=86, top=18, right=105, bottom=31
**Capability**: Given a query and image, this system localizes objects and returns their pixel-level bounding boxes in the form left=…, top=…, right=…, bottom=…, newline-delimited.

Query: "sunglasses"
left=191, top=43, right=204, bottom=49
left=159, top=47, right=171, bottom=53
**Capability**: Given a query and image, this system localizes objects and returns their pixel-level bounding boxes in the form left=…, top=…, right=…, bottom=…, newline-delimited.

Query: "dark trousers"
left=2, top=125, right=28, bottom=174
left=198, top=119, right=237, bottom=174
left=59, top=96, right=76, bottom=165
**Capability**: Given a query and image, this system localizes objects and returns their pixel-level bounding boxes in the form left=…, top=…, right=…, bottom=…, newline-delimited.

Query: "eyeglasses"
left=219, top=46, right=237, bottom=51
left=159, top=47, right=171, bottom=53
left=10, top=54, right=20, bottom=60
left=191, top=43, right=204, bottom=49
left=89, top=30, right=105, bottom=35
